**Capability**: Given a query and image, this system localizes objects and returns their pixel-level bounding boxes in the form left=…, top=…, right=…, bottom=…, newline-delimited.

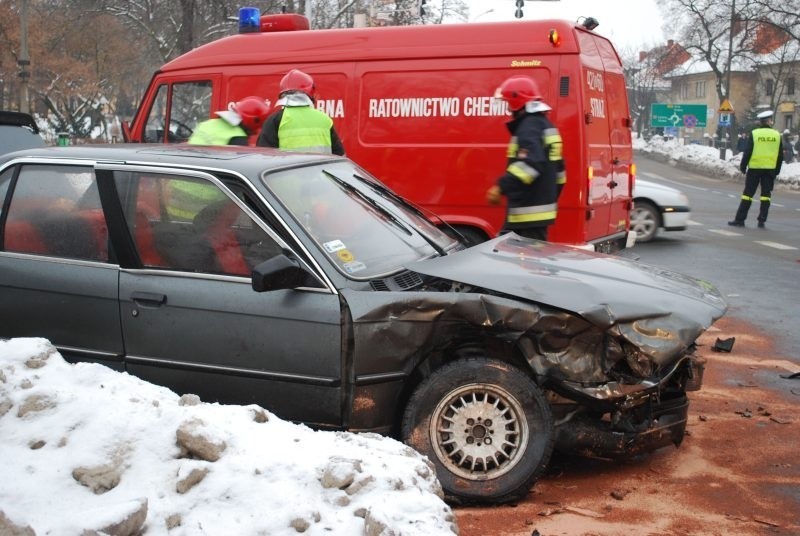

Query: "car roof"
left=0, top=144, right=344, bottom=176
left=0, top=110, right=39, bottom=133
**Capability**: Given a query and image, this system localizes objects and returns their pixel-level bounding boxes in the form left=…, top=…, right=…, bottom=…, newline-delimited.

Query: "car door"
left=0, top=162, right=124, bottom=369
left=98, top=164, right=344, bottom=427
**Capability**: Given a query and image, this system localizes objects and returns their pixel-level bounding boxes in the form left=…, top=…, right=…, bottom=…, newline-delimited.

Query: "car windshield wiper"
left=322, top=170, right=413, bottom=237
left=352, top=173, right=462, bottom=252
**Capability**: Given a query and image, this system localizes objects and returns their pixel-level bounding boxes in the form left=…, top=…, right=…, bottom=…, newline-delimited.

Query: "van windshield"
left=263, top=161, right=458, bottom=279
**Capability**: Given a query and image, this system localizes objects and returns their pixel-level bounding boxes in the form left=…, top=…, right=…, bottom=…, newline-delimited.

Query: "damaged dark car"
left=0, top=145, right=727, bottom=504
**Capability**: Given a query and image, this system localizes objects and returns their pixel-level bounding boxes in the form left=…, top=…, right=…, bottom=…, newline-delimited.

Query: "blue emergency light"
left=239, top=7, right=261, bottom=33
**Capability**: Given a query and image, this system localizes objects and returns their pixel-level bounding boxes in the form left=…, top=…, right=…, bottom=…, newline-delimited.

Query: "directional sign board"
left=651, top=103, right=708, bottom=128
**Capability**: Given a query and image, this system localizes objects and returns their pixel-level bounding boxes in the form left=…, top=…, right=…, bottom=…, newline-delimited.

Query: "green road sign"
left=650, top=103, right=708, bottom=128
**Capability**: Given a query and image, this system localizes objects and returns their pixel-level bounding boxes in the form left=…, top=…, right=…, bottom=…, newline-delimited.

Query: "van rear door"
left=596, top=37, right=633, bottom=237
left=575, top=32, right=630, bottom=243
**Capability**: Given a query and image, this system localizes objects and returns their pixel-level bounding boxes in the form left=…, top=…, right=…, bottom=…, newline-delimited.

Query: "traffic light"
left=420, top=0, right=427, bottom=17
left=515, top=0, right=524, bottom=19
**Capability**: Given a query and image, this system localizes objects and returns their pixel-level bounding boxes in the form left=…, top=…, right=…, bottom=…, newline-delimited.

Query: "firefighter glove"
left=486, top=185, right=502, bottom=205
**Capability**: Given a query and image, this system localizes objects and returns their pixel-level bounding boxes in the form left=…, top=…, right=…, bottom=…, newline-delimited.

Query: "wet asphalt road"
left=632, top=156, right=800, bottom=362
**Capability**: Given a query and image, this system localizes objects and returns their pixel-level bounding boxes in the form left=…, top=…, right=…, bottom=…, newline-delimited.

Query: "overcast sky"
left=461, top=0, right=666, bottom=51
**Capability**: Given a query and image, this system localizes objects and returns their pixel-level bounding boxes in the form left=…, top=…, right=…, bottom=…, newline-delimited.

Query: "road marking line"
left=755, top=241, right=798, bottom=250
left=708, top=229, right=742, bottom=236
left=687, top=220, right=702, bottom=226
left=771, top=203, right=784, bottom=207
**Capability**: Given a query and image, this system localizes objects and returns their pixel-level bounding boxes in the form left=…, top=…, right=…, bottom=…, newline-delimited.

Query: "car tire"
left=401, top=357, right=554, bottom=504
left=630, top=200, right=660, bottom=243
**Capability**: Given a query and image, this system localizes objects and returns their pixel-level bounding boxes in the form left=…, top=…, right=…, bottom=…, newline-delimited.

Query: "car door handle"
left=131, top=292, right=167, bottom=307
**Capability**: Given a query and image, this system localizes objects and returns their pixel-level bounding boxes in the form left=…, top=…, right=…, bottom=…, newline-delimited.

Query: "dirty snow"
left=634, top=135, right=800, bottom=189
left=0, top=338, right=458, bottom=536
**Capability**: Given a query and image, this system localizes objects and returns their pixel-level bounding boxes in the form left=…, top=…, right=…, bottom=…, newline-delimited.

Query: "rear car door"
left=0, top=162, right=124, bottom=369
left=99, top=164, right=344, bottom=427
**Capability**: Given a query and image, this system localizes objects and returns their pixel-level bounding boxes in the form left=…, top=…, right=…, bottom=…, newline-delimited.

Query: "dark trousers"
left=733, top=170, right=776, bottom=223
left=500, top=226, right=548, bottom=241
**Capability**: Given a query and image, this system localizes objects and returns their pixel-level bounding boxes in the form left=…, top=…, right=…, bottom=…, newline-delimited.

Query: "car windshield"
left=0, top=125, right=45, bottom=155
left=263, top=161, right=458, bottom=279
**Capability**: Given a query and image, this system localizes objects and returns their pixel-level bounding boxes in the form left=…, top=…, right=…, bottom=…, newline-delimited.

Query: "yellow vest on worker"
left=278, top=106, right=333, bottom=153
left=188, top=118, right=247, bottom=146
left=749, top=127, right=781, bottom=169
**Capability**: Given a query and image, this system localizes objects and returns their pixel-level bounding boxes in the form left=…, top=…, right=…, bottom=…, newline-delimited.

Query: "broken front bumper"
left=554, top=393, right=689, bottom=458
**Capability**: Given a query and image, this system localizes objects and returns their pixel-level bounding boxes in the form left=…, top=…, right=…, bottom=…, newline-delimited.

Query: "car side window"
left=2, top=164, right=108, bottom=261
left=115, top=171, right=282, bottom=276
left=170, top=81, right=213, bottom=143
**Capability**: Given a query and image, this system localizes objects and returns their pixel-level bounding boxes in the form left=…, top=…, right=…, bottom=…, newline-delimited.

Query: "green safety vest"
left=188, top=118, right=247, bottom=146
left=278, top=106, right=333, bottom=153
left=749, top=127, right=782, bottom=169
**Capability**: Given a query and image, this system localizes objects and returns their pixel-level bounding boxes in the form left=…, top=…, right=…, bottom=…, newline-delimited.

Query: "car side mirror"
left=251, top=251, right=315, bottom=292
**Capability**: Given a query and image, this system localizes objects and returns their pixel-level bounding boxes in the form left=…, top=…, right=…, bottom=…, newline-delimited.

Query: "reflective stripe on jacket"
left=187, top=118, right=247, bottom=146
left=278, top=106, right=334, bottom=153
left=497, top=113, right=563, bottom=229
left=748, top=127, right=782, bottom=169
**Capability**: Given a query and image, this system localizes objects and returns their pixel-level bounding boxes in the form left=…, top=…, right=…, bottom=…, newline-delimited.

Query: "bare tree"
left=620, top=43, right=690, bottom=136
left=661, top=0, right=767, bottom=104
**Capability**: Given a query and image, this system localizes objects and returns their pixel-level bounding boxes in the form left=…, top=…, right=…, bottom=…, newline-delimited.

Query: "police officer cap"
left=756, top=110, right=773, bottom=119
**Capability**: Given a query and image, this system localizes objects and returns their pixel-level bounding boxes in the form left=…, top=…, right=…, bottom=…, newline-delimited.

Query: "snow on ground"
left=634, top=135, right=800, bottom=189
left=0, top=338, right=458, bottom=536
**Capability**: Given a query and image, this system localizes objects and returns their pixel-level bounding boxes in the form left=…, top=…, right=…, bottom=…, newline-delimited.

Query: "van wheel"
left=630, top=200, right=660, bottom=243
left=452, top=226, right=488, bottom=247
left=401, top=357, right=554, bottom=504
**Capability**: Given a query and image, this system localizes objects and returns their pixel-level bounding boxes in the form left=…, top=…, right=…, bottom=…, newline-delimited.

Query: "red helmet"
left=280, top=69, right=315, bottom=98
left=232, top=96, right=271, bottom=133
left=495, top=76, right=543, bottom=111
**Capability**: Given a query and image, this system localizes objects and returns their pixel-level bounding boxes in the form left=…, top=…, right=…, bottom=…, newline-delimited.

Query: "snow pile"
left=0, top=338, right=458, bottom=536
left=633, top=135, right=800, bottom=189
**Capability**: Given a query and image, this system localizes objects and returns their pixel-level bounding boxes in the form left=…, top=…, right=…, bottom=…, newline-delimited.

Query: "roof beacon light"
left=580, top=16, right=599, bottom=31
left=239, top=7, right=261, bottom=33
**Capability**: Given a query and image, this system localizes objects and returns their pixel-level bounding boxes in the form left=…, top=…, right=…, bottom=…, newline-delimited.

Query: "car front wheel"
left=630, top=200, right=660, bottom=243
left=401, top=357, right=554, bottom=504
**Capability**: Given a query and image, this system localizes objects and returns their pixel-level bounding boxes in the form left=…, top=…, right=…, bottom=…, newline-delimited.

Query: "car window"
left=2, top=164, right=108, bottom=261
left=143, top=84, right=168, bottom=143
left=114, top=171, right=281, bottom=276
left=0, top=124, right=46, bottom=154
left=170, top=81, right=213, bottom=143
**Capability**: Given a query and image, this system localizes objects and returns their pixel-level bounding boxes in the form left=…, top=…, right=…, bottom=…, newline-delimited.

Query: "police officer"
left=188, top=96, right=270, bottom=146
left=728, top=110, right=783, bottom=228
left=486, top=76, right=565, bottom=241
left=257, top=69, right=345, bottom=155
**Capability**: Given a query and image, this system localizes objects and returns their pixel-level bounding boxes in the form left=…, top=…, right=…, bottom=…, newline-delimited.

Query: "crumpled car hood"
left=410, top=234, right=727, bottom=333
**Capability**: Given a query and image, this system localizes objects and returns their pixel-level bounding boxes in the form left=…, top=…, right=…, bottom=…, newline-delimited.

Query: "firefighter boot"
left=728, top=197, right=752, bottom=227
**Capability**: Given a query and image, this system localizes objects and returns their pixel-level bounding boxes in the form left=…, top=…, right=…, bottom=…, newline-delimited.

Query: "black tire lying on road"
left=401, top=357, right=554, bottom=504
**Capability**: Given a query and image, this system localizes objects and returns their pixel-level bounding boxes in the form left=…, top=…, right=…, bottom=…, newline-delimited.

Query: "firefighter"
left=728, top=110, right=783, bottom=229
left=188, top=96, right=270, bottom=146
left=486, top=76, right=566, bottom=241
left=257, top=69, right=345, bottom=155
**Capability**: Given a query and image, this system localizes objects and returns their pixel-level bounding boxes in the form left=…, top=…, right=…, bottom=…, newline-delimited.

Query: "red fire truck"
left=125, top=12, right=636, bottom=251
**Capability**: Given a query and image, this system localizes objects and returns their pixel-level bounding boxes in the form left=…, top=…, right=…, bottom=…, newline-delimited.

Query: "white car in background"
left=631, top=179, right=691, bottom=243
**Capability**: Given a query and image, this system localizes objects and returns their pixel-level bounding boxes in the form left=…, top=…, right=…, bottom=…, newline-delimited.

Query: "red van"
left=125, top=13, right=636, bottom=251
